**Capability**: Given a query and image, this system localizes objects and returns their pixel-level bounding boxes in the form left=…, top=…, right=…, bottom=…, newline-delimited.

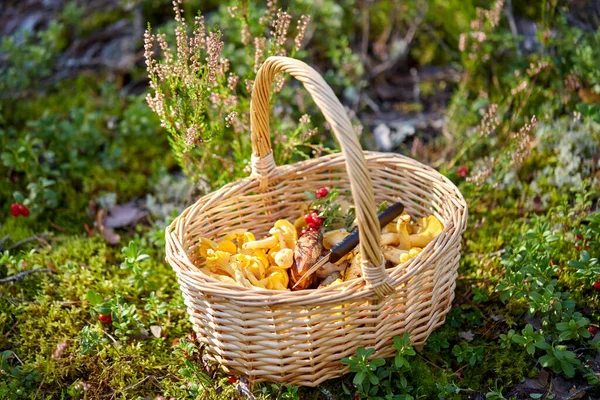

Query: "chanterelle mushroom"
left=323, top=229, right=349, bottom=250
left=409, top=216, right=443, bottom=247
left=396, top=214, right=411, bottom=250
left=382, top=245, right=409, bottom=265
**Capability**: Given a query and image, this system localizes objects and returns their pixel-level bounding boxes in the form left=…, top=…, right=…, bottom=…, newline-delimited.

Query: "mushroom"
left=316, top=261, right=347, bottom=279
left=233, top=268, right=253, bottom=288
left=273, top=219, right=298, bottom=248
left=318, top=271, right=343, bottom=288
left=273, top=248, right=294, bottom=269
left=242, top=235, right=279, bottom=250
left=216, top=239, right=237, bottom=254
left=202, top=269, right=239, bottom=285
left=344, top=252, right=362, bottom=281
left=382, top=245, right=409, bottom=265
left=381, top=232, right=399, bottom=246
left=265, top=266, right=289, bottom=290
left=399, top=247, right=422, bottom=264
left=396, top=214, right=412, bottom=251
left=323, top=229, right=349, bottom=250
left=198, top=237, right=218, bottom=257
left=205, top=249, right=236, bottom=277
left=382, top=222, right=397, bottom=234
left=409, top=216, right=443, bottom=248
left=234, top=253, right=266, bottom=280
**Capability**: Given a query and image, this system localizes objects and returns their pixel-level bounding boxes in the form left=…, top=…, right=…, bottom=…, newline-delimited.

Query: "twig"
left=565, top=385, right=593, bottom=400
left=122, top=375, right=151, bottom=391
left=0, top=235, right=10, bottom=246
left=7, top=233, right=50, bottom=250
left=34, top=369, right=47, bottom=399
left=0, top=268, right=51, bottom=284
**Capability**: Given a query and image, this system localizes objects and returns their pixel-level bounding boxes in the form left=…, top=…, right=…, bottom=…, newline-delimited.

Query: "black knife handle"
left=329, top=201, right=404, bottom=263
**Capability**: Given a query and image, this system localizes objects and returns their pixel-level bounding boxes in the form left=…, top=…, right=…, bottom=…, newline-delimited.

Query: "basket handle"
left=250, top=56, right=393, bottom=298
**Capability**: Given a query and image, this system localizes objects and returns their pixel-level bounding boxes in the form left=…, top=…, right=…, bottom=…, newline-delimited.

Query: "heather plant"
left=145, top=0, right=328, bottom=186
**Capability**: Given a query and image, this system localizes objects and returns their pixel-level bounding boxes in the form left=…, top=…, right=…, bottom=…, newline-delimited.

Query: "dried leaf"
left=459, top=331, right=474, bottom=342
left=102, top=227, right=121, bottom=245
left=52, top=339, right=68, bottom=359
left=104, top=202, right=147, bottom=228
left=150, top=325, right=162, bottom=338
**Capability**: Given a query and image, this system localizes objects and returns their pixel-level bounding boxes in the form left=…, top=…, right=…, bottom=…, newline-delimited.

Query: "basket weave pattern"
left=165, top=57, right=468, bottom=386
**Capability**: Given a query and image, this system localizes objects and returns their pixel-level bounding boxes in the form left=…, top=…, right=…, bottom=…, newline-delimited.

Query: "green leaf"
left=567, top=260, right=585, bottom=269
left=539, top=354, right=555, bottom=368
left=354, top=370, right=366, bottom=385
left=560, top=360, right=576, bottom=378
left=530, top=393, right=542, bottom=399
left=368, top=373, right=379, bottom=385
left=304, top=191, right=316, bottom=200
left=87, top=290, right=103, bottom=306
left=371, top=358, right=385, bottom=368
left=526, top=343, right=535, bottom=355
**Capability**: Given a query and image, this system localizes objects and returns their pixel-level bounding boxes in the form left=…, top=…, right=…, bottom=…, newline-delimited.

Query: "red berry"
left=98, top=314, right=112, bottom=324
left=17, top=204, right=29, bottom=217
left=457, top=166, right=468, bottom=178
left=304, top=211, right=323, bottom=228
left=575, top=234, right=584, bottom=241
left=353, top=395, right=360, bottom=400
left=10, top=203, right=20, bottom=217
left=594, top=281, right=600, bottom=290
left=228, top=376, right=237, bottom=384
left=588, top=326, right=597, bottom=335
left=575, top=244, right=582, bottom=250
left=315, top=187, right=329, bottom=198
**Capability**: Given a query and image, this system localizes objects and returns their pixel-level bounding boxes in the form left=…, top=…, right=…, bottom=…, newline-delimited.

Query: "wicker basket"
left=165, top=56, right=468, bottom=386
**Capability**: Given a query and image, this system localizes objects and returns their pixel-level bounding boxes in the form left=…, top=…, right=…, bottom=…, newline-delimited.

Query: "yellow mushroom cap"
left=396, top=214, right=412, bottom=251
left=323, top=229, right=349, bottom=250
left=273, top=248, right=294, bottom=269
left=198, top=237, right=218, bottom=258
left=273, top=219, right=298, bottom=248
left=216, top=239, right=237, bottom=254
left=409, top=216, right=443, bottom=248
left=266, top=266, right=289, bottom=290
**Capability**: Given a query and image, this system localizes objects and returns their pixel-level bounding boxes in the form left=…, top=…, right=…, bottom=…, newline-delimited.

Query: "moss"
left=458, top=345, right=534, bottom=391
left=0, top=217, right=36, bottom=244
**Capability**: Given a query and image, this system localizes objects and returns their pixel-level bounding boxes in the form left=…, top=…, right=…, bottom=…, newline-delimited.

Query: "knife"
left=292, top=201, right=405, bottom=289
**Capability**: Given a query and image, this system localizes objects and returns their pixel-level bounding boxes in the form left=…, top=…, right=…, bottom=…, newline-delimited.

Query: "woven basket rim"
left=166, top=151, right=467, bottom=305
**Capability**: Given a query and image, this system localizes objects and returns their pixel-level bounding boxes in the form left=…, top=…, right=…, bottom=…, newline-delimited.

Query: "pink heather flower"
left=227, top=6, right=238, bottom=18
left=479, top=104, right=499, bottom=136
left=227, top=73, right=239, bottom=91
left=185, top=125, right=198, bottom=147
left=511, top=80, right=528, bottom=95
left=294, top=15, right=310, bottom=51
left=458, top=33, right=467, bottom=52
left=245, top=79, right=254, bottom=93
left=241, top=22, right=251, bottom=45
left=225, top=112, right=237, bottom=128
left=254, top=37, right=266, bottom=72
left=205, top=31, right=224, bottom=85
left=509, top=116, right=538, bottom=167
left=299, top=114, right=311, bottom=125
left=271, top=9, right=291, bottom=56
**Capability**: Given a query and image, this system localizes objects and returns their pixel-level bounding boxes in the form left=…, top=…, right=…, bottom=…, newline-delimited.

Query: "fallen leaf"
left=52, top=339, right=68, bottom=359
left=104, top=202, right=147, bottom=228
left=459, top=330, right=474, bottom=342
left=102, top=227, right=121, bottom=245
left=150, top=325, right=162, bottom=338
